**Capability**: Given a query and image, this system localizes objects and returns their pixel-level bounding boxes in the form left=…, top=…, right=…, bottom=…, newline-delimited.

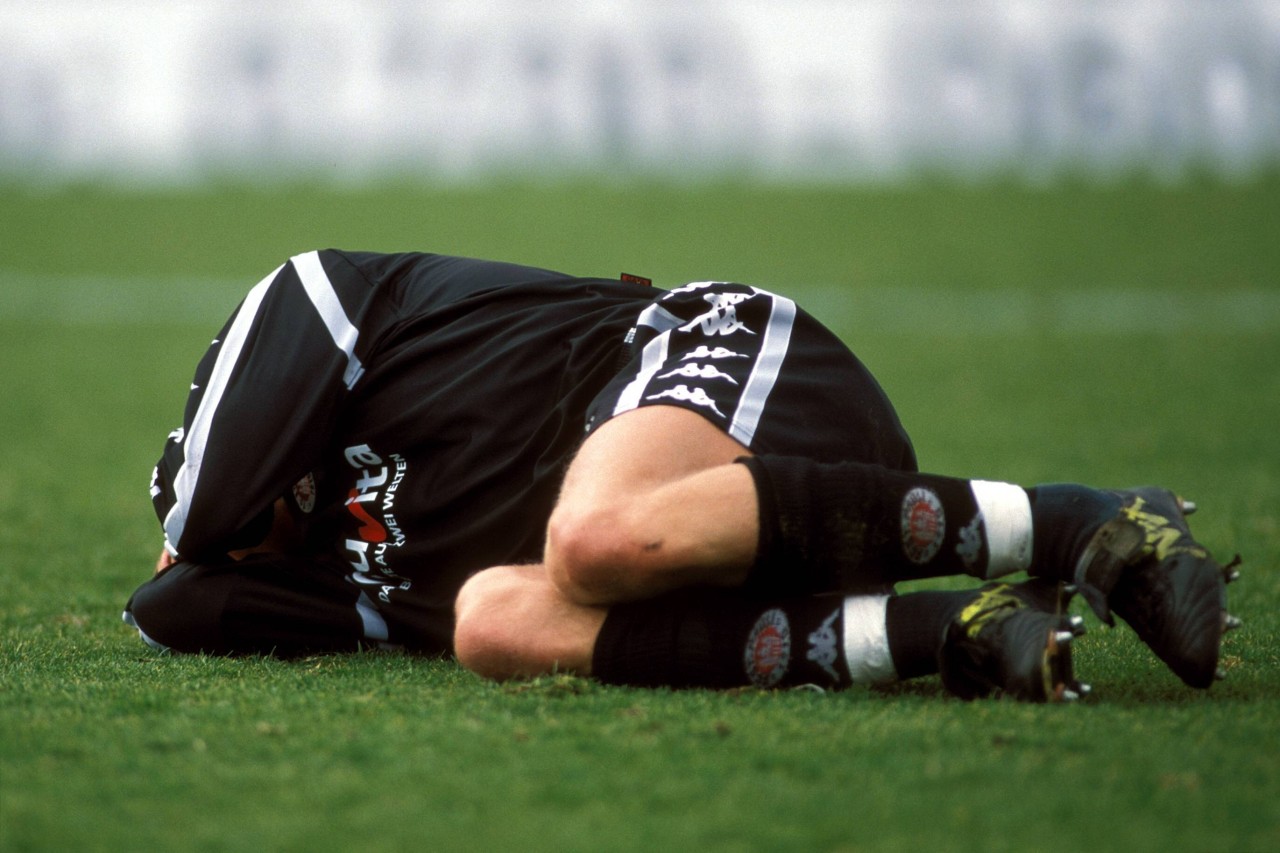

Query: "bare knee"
left=544, top=501, right=653, bottom=606
left=454, top=565, right=603, bottom=681
left=454, top=569, right=524, bottom=679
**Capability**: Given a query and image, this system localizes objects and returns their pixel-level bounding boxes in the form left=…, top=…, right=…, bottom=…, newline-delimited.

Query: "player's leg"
left=546, top=403, right=1058, bottom=603
left=748, top=462, right=1244, bottom=687
left=454, top=564, right=1088, bottom=702
left=550, top=282, right=1237, bottom=689
left=545, top=409, right=1240, bottom=689
left=544, top=405, right=758, bottom=605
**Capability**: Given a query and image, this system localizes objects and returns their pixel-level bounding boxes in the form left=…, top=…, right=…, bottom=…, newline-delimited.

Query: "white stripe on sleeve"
left=163, top=264, right=282, bottom=552
left=291, top=250, right=366, bottom=388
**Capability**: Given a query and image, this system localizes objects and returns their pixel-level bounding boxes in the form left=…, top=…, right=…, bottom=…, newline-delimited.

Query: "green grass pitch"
left=2, top=178, right=1278, bottom=851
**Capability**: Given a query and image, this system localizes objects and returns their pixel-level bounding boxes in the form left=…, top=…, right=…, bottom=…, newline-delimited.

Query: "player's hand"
left=155, top=549, right=175, bottom=575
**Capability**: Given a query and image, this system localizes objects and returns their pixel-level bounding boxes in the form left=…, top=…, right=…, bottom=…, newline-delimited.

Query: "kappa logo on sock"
left=744, top=609, right=791, bottom=688
left=807, top=608, right=842, bottom=683
left=901, top=487, right=945, bottom=564
left=957, top=514, right=983, bottom=569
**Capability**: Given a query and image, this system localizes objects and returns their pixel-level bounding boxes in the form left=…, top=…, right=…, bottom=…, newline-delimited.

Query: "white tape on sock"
left=841, top=594, right=896, bottom=684
left=970, top=480, right=1033, bottom=578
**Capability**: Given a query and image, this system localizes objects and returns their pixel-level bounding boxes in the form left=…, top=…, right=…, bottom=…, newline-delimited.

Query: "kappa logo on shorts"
left=657, top=363, right=739, bottom=385
left=901, top=487, right=945, bottom=564
left=682, top=306, right=755, bottom=337
left=681, top=345, right=749, bottom=361
left=681, top=293, right=756, bottom=338
left=703, top=291, right=752, bottom=309
left=646, top=384, right=726, bottom=417
left=744, top=608, right=792, bottom=688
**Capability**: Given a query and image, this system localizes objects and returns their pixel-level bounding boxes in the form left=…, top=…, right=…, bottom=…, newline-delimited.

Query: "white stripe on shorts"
left=728, top=289, right=796, bottom=447
left=613, top=331, right=671, bottom=416
left=636, top=301, right=683, bottom=333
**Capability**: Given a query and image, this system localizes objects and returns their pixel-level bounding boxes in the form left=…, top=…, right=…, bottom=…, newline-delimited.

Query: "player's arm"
left=152, top=497, right=301, bottom=574
left=151, top=251, right=374, bottom=562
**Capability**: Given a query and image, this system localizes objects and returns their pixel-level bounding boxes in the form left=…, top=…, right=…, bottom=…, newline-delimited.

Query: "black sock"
left=740, top=456, right=1033, bottom=595
left=884, top=591, right=971, bottom=679
left=592, top=588, right=977, bottom=690
left=1025, top=484, right=1122, bottom=581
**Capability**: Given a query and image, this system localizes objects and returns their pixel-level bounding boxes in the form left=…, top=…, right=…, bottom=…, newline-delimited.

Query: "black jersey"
left=151, top=251, right=656, bottom=647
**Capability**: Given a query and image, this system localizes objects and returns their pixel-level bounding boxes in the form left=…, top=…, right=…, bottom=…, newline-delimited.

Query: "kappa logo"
left=680, top=292, right=756, bottom=338
left=681, top=306, right=755, bottom=337
left=657, top=363, right=739, bottom=385
left=807, top=608, right=843, bottom=683
left=681, top=345, right=748, bottom=361
left=957, top=514, right=984, bottom=570
left=703, top=291, right=752, bottom=309
left=744, top=608, right=791, bottom=688
left=646, top=384, right=726, bottom=417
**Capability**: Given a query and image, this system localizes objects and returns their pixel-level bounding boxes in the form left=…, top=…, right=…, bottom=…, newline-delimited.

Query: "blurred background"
left=3, top=0, right=1278, bottom=186
left=3, top=9, right=1279, bottom=851
left=2, top=0, right=1277, bottom=486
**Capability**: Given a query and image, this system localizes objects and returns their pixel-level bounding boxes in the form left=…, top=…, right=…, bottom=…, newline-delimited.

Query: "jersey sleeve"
left=151, top=251, right=376, bottom=560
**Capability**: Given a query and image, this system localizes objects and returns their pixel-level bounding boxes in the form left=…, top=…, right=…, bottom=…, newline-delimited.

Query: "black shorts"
left=588, top=282, right=917, bottom=471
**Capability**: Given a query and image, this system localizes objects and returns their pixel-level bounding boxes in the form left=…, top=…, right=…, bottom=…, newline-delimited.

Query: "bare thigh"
left=545, top=405, right=760, bottom=604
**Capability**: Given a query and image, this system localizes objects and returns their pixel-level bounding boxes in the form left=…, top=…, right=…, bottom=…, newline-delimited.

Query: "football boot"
left=939, top=579, right=1089, bottom=703
left=1072, top=487, right=1241, bottom=689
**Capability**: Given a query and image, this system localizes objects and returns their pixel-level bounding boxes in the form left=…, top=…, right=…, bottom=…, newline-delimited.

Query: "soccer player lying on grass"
left=125, top=250, right=1242, bottom=701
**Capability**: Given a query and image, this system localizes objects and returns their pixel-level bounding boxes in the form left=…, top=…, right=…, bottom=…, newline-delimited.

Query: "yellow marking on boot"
left=1121, top=497, right=1209, bottom=561
left=958, top=585, right=1020, bottom=640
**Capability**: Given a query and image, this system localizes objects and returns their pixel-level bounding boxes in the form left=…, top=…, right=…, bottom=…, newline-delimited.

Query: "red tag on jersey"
left=620, top=273, right=652, bottom=287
